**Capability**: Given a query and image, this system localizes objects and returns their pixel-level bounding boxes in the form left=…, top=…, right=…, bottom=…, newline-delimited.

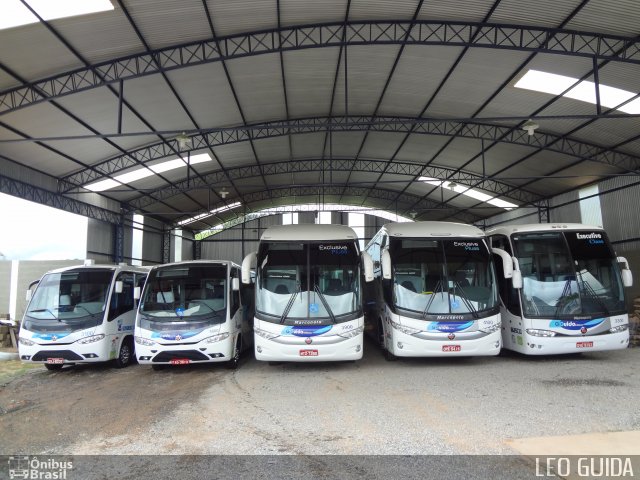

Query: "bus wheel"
left=226, top=336, right=242, bottom=370
left=377, top=319, right=387, bottom=350
left=45, top=364, right=64, bottom=371
left=115, top=337, right=133, bottom=368
left=384, top=349, right=397, bottom=362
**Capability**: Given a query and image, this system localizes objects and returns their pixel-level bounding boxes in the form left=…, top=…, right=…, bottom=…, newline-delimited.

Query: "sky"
left=0, top=193, right=88, bottom=261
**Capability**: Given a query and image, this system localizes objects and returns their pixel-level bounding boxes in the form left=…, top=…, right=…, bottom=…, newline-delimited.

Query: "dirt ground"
left=0, top=361, right=227, bottom=454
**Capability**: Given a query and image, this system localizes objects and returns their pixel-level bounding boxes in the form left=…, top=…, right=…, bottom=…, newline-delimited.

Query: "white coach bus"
left=18, top=261, right=148, bottom=370
left=487, top=223, right=633, bottom=355
left=134, top=260, right=252, bottom=369
left=365, top=222, right=513, bottom=359
left=242, top=224, right=373, bottom=362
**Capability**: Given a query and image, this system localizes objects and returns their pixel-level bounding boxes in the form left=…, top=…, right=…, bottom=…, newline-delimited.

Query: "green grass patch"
left=0, top=360, right=41, bottom=385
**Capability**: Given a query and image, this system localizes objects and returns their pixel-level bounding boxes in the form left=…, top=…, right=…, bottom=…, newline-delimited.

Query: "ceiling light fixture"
left=176, top=132, right=191, bottom=150
left=522, top=119, right=539, bottom=136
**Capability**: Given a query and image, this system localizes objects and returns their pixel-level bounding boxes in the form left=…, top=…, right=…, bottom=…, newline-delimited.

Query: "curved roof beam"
left=201, top=184, right=481, bottom=226
left=58, top=116, right=640, bottom=193
left=124, top=156, right=542, bottom=213
left=2, top=20, right=640, bottom=115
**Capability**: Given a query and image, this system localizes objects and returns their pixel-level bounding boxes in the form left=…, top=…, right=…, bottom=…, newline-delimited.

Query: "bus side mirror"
left=617, top=257, right=633, bottom=287
left=491, top=247, right=514, bottom=278
left=511, top=270, right=523, bottom=290
left=232, top=277, right=240, bottom=291
left=242, top=252, right=256, bottom=284
left=133, top=287, right=141, bottom=300
left=381, top=248, right=392, bottom=280
left=361, top=252, right=374, bottom=283
left=26, top=290, right=32, bottom=302
left=115, top=280, right=123, bottom=294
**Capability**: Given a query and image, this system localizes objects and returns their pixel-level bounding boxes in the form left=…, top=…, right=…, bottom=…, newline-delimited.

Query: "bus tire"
left=226, top=335, right=242, bottom=370
left=384, top=349, right=397, bottom=361
left=45, top=363, right=64, bottom=371
left=377, top=319, right=385, bottom=350
left=114, top=337, right=133, bottom=368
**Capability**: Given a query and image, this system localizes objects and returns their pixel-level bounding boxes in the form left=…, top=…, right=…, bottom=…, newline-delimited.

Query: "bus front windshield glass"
left=513, top=231, right=625, bottom=318
left=139, top=265, right=227, bottom=327
left=390, top=238, right=498, bottom=318
left=23, top=269, right=114, bottom=332
left=256, top=242, right=361, bottom=324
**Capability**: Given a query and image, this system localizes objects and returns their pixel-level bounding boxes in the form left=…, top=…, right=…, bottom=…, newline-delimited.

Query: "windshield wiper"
left=280, top=283, right=301, bottom=324
left=314, top=284, right=336, bottom=324
left=423, top=279, right=445, bottom=318
left=73, top=305, right=98, bottom=317
left=452, top=282, right=479, bottom=319
left=576, top=271, right=610, bottom=316
left=554, top=278, right=579, bottom=317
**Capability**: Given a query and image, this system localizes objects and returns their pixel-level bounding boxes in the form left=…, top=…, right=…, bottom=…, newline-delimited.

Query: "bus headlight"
left=135, top=336, right=155, bottom=346
left=337, top=326, right=364, bottom=339
left=389, top=319, right=421, bottom=335
left=203, top=333, right=230, bottom=344
left=19, top=336, right=35, bottom=346
left=610, top=325, right=628, bottom=333
left=76, top=334, right=105, bottom=344
left=254, top=327, right=280, bottom=340
left=526, top=328, right=556, bottom=337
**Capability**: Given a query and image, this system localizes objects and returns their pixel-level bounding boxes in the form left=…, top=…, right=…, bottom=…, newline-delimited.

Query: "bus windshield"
left=255, top=241, right=361, bottom=324
left=512, top=231, right=625, bottom=318
left=23, top=269, right=113, bottom=332
left=139, top=264, right=227, bottom=325
left=389, top=238, right=498, bottom=319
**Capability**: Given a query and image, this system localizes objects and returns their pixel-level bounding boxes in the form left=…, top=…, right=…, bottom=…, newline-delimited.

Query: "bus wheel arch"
left=226, top=334, right=242, bottom=370
left=115, top=335, right=134, bottom=368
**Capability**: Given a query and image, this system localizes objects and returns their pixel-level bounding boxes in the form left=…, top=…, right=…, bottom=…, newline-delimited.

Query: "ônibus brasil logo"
left=8, top=456, right=73, bottom=479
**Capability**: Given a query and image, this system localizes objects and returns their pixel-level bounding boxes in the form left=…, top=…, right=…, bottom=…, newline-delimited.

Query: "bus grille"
left=152, top=350, right=209, bottom=362
left=31, top=350, right=84, bottom=361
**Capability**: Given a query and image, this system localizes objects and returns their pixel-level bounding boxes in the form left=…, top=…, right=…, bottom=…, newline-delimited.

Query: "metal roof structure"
left=1, top=0, right=640, bottom=235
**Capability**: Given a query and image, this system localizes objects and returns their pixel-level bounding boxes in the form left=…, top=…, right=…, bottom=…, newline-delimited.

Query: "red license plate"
left=442, top=345, right=461, bottom=352
left=299, top=349, right=319, bottom=357
left=46, top=358, right=64, bottom=364
left=170, top=358, right=191, bottom=365
left=576, top=341, right=594, bottom=348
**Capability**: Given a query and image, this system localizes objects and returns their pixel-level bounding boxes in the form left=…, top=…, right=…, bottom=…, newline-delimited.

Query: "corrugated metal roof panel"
left=117, top=75, right=194, bottom=131
left=225, top=53, right=287, bottom=123
left=490, top=0, right=584, bottom=28
left=395, top=134, right=452, bottom=163
left=290, top=132, right=328, bottom=158
left=418, top=0, right=497, bottom=23
left=210, top=142, right=256, bottom=168
left=566, top=0, right=640, bottom=37
left=52, top=6, right=143, bottom=65
left=379, top=45, right=466, bottom=117
left=253, top=136, right=291, bottom=162
left=125, top=0, right=212, bottom=49
left=0, top=23, right=82, bottom=83
left=280, top=0, right=347, bottom=27
left=209, top=0, right=277, bottom=36
left=425, top=48, right=530, bottom=118
left=359, top=132, right=408, bottom=159
left=284, top=48, right=340, bottom=118
left=334, top=44, right=403, bottom=116
left=350, top=0, right=419, bottom=21
left=165, top=63, right=244, bottom=128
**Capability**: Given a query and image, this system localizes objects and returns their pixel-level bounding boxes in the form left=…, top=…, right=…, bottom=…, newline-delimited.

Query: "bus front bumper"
left=520, top=330, right=629, bottom=355
left=136, top=336, right=234, bottom=365
left=254, top=333, right=363, bottom=362
left=388, top=329, right=502, bottom=357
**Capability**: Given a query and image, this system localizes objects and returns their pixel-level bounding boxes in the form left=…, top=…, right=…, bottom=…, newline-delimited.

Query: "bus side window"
left=108, top=272, right=135, bottom=321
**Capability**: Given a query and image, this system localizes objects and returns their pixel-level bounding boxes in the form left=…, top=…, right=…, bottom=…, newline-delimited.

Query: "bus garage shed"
left=1, top=0, right=640, bottom=302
